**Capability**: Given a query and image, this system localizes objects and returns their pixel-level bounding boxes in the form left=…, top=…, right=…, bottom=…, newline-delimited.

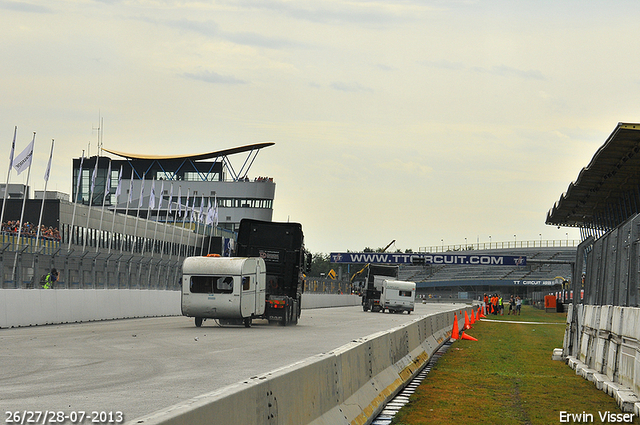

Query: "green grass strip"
left=391, top=306, right=626, bottom=425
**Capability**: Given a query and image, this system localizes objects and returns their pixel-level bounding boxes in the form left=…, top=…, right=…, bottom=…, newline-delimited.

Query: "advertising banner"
left=330, top=252, right=526, bottom=266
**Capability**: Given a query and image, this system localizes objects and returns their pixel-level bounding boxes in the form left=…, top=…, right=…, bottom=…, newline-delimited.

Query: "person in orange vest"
left=491, top=294, right=498, bottom=315
left=483, top=293, right=489, bottom=315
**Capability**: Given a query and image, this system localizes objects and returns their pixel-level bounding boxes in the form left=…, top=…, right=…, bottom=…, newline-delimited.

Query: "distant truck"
left=181, top=256, right=266, bottom=327
left=181, top=219, right=310, bottom=327
left=379, top=279, right=416, bottom=314
left=361, top=264, right=400, bottom=312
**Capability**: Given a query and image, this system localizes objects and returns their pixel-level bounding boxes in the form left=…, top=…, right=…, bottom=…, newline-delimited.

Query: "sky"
left=1, top=0, right=640, bottom=254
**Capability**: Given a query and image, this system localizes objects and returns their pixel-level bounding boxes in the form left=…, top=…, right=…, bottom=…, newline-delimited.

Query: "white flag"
left=104, top=161, right=112, bottom=194
left=8, top=126, right=16, bottom=169
left=127, top=169, right=134, bottom=205
left=114, top=166, right=123, bottom=199
left=75, top=156, right=84, bottom=202
left=90, top=157, right=99, bottom=194
left=184, top=189, right=190, bottom=218
left=158, top=181, right=164, bottom=211
left=199, top=195, right=204, bottom=223
left=177, top=186, right=182, bottom=216
left=168, top=184, right=173, bottom=214
left=206, top=199, right=213, bottom=225
left=13, top=133, right=35, bottom=175
left=149, top=180, right=156, bottom=210
left=44, top=140, right=54, bottom=182
left=213, top=194, right=218, bottom=226
left=138, top=175, right=145, bottom=208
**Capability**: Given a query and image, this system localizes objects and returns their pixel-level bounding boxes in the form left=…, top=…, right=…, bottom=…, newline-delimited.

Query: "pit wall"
left=563, top=304, right=640, bottom=413
left=0, top=290, right=361, bottom=328
left=129, top=306, right=473, bottom=425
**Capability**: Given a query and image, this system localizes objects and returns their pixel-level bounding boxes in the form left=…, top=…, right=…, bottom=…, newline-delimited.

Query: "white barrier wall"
left=564, top=304, right=640, bottom=413
left=0, top=289, right=182, bottom=328
left=128, top=306, right=471, bottom=425
left=0, top=290, right=360, bottom=328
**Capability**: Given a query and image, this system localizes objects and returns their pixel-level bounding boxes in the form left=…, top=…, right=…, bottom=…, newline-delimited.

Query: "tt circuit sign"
left=330, top=252, right=526, bottom=266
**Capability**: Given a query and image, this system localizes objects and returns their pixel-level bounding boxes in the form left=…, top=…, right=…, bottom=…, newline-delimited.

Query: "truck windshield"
left=190, top=276, right=234, bottom=294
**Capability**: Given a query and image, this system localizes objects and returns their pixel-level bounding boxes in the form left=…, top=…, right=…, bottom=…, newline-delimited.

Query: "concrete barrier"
left=0, top=290, right=361, bottom=328
left=128, top=306, right=470, bottom=425
left=564, top=304, right=640, bottom=413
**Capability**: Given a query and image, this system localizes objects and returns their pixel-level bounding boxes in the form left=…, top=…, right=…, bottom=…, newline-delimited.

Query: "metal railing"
left=419, top=239, right=580, bottom=253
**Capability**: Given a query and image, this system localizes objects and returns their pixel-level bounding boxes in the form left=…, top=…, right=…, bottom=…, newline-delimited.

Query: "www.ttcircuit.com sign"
left=330, top=252, right=526, bottom=266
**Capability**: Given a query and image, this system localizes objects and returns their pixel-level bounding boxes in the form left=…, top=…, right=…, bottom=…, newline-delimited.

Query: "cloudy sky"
left=2, top=0, right=639, bottom=254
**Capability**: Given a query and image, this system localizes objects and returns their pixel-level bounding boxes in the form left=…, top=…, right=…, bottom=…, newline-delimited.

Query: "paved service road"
left=0, top=303, right=463, bottom=421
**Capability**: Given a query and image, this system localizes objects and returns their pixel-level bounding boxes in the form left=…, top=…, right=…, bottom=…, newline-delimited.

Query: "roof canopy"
left=102, top=142, right=274, bottom=161
left=546, top=123, right=640, bottom=230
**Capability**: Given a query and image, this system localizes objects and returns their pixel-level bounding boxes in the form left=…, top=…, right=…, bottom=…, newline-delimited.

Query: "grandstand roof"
left=102, top=142, right=275, bottom=161
left=546, top=122, right=640, bottom=230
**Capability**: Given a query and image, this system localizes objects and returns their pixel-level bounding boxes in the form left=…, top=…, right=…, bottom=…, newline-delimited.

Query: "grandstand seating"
left=398, top=247, right=575, bottom=284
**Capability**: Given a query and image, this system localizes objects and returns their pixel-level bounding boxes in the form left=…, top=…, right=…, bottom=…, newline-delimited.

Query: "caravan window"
left=242, top=276, right=251, bottom=291
left=190, top=276, right=234, bottom=294
left=399, top=290, right=412, bottom=297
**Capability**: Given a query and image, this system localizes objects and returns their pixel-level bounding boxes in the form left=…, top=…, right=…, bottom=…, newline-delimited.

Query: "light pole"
left=539, top=233, right=542, bottom=247
left=489, top=235, right=491, bottom=249
left=441, top=239, right=444, bottom=252
left=465, top=237, right=467, bottom=250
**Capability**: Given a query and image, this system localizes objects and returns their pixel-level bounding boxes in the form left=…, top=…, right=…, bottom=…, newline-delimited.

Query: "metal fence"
left=1, top=241, right=183, bottom=290
left=2, top=234, right=352, bottom=294
left=579, top=213, right=640, bottom=307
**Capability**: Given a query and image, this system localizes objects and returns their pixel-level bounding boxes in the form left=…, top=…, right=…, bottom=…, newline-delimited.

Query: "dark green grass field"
left=391, top=306, right=632, bottom=425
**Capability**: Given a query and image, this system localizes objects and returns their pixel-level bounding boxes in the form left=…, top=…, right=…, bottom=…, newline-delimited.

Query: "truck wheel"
left=195, top=317, right=203, bottom=327
left=244, top=317, right=252, bottom=328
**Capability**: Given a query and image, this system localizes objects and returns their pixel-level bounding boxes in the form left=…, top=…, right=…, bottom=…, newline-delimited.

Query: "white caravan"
left=379, top=280, right=416, bottom=314
left=181, top=256, right=266, bottom=327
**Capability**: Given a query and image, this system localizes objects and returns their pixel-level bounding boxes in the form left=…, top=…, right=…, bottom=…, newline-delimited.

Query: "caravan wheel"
left=195, top=317, right=203, bottom=327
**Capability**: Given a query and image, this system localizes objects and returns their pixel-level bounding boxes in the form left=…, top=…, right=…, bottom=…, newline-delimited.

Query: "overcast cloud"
left=2, top=0, right=640, bottom=254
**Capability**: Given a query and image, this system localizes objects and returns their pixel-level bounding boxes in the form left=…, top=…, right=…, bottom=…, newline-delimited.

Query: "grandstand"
left=398, top=246, right=575, bottom=301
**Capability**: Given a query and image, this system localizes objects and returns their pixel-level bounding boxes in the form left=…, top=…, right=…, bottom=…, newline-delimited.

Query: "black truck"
left=235, top=218, right=311, bottom=325
left=360, top=264, right=400, bottom=312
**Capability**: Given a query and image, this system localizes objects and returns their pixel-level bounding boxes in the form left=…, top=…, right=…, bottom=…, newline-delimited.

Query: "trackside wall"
left=0, top=290, right=360, bottom=328
left=128, top=306, right=472, bottom=425
left=563, top=304, right=640, bottom=413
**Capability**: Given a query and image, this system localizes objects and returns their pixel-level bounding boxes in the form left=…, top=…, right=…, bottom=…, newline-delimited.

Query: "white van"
left=181, top=256, right=266, bottom=327
left=380, top=280, right=416, bottom=314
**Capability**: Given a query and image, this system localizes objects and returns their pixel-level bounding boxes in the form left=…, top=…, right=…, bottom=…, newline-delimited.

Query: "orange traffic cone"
left=461, top=332, right=478, bottom=341
left=470, top=309, right=476, bottom=324
left=464, top=311, right=471, bottom=330
left=480, top=307, right=486, bottom=318
left=451, top=314, right=459, bottom=340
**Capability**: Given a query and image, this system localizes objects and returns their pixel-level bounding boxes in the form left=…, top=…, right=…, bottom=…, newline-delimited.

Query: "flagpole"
left=36, top=139, right=54, bottom=250
left=161, top=183, right=173, bottom=259
left=68, top=153, right=84, bottom=252
left=151, top=180, right=163, bottom=258
left=168, top=188, right=178, bottom=261
left=143, top=179, right=155, bottom=255
left=178, top=188, right=187, bottom=259
left=186, top=196, right=195, bottom=257
left=12, top=132, right=35, bottom=285
left=109, top=165, right=123, bottom=254
left=96, top=159, right=112, bottom=253
left=131, top=173, right=145, bottom=255
left=83, top=156, right=99, bottom=252
left=121, top=168, right=134, bottom=254
left=0, top=126, right=17, bottom=230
